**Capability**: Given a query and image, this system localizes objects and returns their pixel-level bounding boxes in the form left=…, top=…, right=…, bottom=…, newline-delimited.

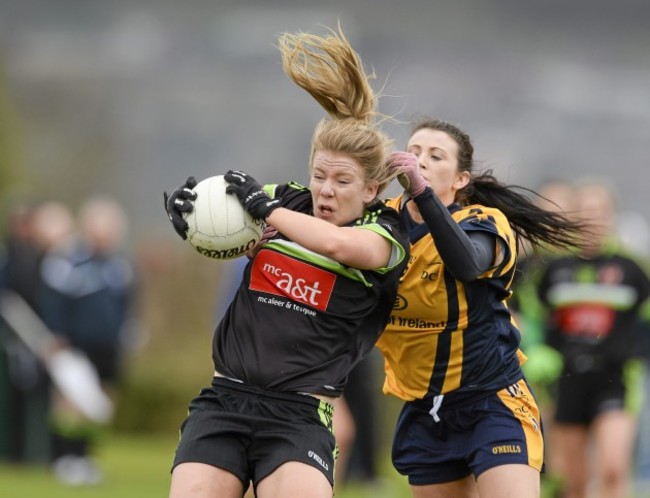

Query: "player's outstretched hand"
left=247, top=224, right=279, bottom=259
left=224, top=170, right=281, bottom=221
left=164, top=176, right=198, bottom=240
left=387, top=151, right=428, bottom=198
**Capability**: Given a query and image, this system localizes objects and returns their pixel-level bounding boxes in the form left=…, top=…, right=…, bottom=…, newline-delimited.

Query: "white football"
left=184, top=175, right=264, bottom=260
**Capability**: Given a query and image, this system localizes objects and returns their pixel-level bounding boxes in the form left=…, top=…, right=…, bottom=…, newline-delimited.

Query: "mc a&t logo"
left=249, top=249, right=336, bottom=311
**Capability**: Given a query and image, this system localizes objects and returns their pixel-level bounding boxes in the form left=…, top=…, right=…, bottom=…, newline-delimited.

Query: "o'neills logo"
left=492, top=444, right=522, bottom=455
left=194, top=238, right=258, bottom=259
left=250, top=249, right=336, bottom=311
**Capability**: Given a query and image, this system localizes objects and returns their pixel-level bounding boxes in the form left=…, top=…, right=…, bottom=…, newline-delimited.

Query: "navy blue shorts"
left=172, top=377, right=337, bottom=488
left=391, top=378, right=545, bottom=485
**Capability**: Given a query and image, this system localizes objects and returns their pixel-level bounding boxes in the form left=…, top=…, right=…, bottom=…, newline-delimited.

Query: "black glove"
left=163, top=176, right=197, bottom=239
left=224, top=170, right=281, bottom=220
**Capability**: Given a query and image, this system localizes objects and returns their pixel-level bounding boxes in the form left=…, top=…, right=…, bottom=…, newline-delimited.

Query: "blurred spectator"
left=536, top=180, right=650, bottom=498
left=38, top=195, right=137, bottom=485
left=0, top=201, right=54, bottom=464
left=615, top=209, right=650, bottom=495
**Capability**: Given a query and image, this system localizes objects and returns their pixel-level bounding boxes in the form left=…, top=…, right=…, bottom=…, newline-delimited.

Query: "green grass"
left=0, top=433, right=177, bottom=498
left=336, top=457, right=411, bottom=498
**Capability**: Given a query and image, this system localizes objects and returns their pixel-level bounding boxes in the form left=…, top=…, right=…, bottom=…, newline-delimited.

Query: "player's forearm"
left=413, top=188, right=495, bottom=281
left=266, top=208, right=391, bottom=269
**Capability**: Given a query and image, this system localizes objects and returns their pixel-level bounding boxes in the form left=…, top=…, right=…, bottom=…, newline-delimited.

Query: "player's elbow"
left=448, top=265, right=482, bottom=282
left=319, top=235, right=351, bottom=262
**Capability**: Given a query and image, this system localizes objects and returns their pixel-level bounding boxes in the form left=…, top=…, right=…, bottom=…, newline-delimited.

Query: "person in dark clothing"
left=163, top=25, right=409, bottom=498
left=536, top=180, right=650, bottom=498
left=0, top=201, right=53, bottom=464
left=38, top=195, right=136, bottom=485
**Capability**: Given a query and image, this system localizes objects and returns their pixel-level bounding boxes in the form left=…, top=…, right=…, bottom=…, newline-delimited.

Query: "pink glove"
left=387, top=151, right=428, bottom=197
left=247, top=224, right=278, bottom=259
left=260, top=224, right=278, bottom=244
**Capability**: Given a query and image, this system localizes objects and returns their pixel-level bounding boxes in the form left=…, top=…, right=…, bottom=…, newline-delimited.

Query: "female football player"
left=163, top=26, right=408, bottom=498
left=376, top=118, right=584, bottom=498
left=537, top=180, right=650, bottom=498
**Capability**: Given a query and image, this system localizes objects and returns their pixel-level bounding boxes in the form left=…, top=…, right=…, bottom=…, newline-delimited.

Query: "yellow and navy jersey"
left=376, top=194, right=524, bottom=402
left=212, top=182, right=409, bottom=397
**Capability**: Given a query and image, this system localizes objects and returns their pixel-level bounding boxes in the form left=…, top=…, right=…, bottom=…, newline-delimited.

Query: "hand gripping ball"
left=184, top=175, right=264, bottom=259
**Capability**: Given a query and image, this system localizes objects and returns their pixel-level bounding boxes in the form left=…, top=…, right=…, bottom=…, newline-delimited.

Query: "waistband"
left=211, top=375, right=333, bottom=409
left=409, top=377, right=526, bottom=413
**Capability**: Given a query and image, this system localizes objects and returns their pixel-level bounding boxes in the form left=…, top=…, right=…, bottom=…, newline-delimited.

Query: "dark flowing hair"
left=411, top=119, right=585, bottom=251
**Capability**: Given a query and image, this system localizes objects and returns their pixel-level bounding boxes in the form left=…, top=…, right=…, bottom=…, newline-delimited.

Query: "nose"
left=416, top=153, right=427, bottom=170
left=321, top=180, right=335, bottom=197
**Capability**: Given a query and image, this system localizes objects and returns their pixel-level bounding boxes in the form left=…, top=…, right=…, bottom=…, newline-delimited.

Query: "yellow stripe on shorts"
left=496, top=380, right=544, bottom=471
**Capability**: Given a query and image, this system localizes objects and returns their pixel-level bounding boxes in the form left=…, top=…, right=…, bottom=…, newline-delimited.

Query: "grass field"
left=0, top=432, right=411, bottom=498
left=1, top=434, right=176, bottom=498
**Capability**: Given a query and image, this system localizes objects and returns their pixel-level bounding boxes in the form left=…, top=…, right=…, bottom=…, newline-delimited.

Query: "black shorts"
left=554, top=368, right=627, bottom=425
left=172, top=377, right=336, bottom=488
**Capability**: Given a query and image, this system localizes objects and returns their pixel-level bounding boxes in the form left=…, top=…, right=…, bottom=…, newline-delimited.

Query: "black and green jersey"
left=212, top=182, right=409, bottom=397
left=537, top=244, right=650, bottom=369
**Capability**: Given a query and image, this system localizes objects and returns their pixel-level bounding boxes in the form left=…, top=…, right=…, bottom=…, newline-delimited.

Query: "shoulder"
left=356, top=200, right=409, bottom=270
left=455, top=204, right=509, bottom=225
left=357, top=200, right=405, bottom=238
left=384, top=195, right=405, bottom=212
left=265, top=181, right=308, bottom=196
left=265, top=182, right=313, bottom=212
left=456, top=204, right=514, bottom=243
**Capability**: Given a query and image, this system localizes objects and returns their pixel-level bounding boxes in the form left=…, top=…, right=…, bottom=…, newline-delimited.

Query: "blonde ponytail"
left=278, top=25, right=393, bottom=196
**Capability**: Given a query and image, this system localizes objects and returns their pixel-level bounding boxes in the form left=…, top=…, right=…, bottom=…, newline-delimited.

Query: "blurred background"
left=1, top=0, right=649, bottom=497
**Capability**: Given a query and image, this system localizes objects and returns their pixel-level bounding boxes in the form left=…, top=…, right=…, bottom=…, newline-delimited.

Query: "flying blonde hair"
left=278, top=25, right=394, bottom=197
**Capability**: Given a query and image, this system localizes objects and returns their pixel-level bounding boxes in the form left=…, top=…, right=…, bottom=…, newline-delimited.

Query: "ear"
left=454, top=171, right=471, bottom=191
left=363, top=181, right=379, bottom=204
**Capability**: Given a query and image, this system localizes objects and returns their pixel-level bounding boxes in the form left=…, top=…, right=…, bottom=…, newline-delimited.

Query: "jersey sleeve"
left=457, top=206, right=516, bottom=279
left=354, top=203, right=409, bottom=272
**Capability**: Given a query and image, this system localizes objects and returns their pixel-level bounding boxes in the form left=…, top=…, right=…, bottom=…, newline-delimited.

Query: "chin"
left=318, top=214, right=336, bottom=224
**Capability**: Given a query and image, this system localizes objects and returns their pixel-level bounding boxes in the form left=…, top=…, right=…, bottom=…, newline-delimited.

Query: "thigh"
left=550, top=423, right=589, bottom=479
left=257, top=461, right=332, bottom=498
left=410, top=475, right=478, bottom=498
left=476, top=463, right=540, bottom=498
left=592, top=410, right=636, bottom=472
left=170, top=462, right=245, bottom=498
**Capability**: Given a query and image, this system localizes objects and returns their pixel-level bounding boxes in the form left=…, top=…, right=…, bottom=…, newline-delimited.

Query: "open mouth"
left=317, top=205, right=334, bottom=217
